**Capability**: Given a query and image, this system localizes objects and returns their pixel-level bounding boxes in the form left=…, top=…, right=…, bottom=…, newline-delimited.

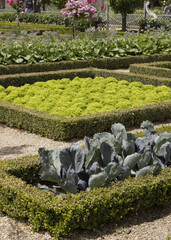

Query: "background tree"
left=50, top=0, right=69, bottom=25
left=41, top=0, right=51, bottom=11
left=0, top=0, right=5, bottom=8
left=109, top=0, right=144, bottom=31
left=50, top=0, right=67, bottom=9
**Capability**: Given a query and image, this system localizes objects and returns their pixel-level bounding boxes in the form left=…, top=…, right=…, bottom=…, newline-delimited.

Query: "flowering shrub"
left=61, top=0, right=97, bottom=19
left=6, top=0, right=25, bottom=13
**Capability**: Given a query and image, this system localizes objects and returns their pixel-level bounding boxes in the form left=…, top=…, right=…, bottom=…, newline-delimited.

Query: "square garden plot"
left=0, top=155, right=170, bottom=239
left=0, top=76, right=171, bottom=140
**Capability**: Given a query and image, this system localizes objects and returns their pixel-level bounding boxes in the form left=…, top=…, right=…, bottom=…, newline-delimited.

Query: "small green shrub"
left=138, top=18, right=171, bottom=32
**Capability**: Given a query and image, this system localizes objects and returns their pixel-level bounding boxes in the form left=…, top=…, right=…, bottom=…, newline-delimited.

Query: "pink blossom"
left=20, top=0, right=23, bottom=3
left=6, top=0, right=9, bottom=3
left=61, top=0, right=97, bottom=20
left=22, top=8, right=25, bottom=11
left=101, top=4, right=104, bottom=8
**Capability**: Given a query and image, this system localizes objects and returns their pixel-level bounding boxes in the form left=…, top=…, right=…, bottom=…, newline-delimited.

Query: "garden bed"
left=0, top=79, right=171, bottom=140
left=0, top=58, right=171, bottom=140
left=0, top=155, right=170, bottom=239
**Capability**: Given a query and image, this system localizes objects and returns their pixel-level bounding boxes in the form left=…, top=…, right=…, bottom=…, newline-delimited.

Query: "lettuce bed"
left=0, top=155, right=170, bottom=238
left=0, top=77, right=171, bottom=118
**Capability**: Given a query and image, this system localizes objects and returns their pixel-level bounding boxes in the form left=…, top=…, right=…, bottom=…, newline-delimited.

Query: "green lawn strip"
left=0, top=155, right=170, bottom=238
left=0, top=21, right=72, bottom=31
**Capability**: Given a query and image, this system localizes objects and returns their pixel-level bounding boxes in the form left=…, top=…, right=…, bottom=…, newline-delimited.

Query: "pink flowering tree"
left=61, top=0, right=98, bottom=39
left=6, top=0, right=25, bottom=27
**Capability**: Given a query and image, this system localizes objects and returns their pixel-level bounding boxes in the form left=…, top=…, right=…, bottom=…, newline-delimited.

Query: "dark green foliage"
left=0, top=155, right=170, bottom=238
left=109, top=0, right=144, bottom=31
left=138, top=18, right=171, bottom=32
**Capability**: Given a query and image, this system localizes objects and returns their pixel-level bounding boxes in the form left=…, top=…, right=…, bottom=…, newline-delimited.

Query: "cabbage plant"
left=38, top=120, right=171, bottom=195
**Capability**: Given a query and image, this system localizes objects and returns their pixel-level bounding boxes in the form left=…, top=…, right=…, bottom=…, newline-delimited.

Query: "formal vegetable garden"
left=0, top=0, right=171, bottom=237
left=0, top=77, right=171, bottom=117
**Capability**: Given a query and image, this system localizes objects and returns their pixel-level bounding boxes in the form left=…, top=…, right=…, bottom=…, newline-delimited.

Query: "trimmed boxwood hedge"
left=0, top=100, right=171, bottom=140
left=0, top=155, right=170, bottom=238
left=1, top=67, right=171, bottom=88
left=0, top=53, right=171, bottom=75
left=94, top=68, right=171, bottom=87
left=0, top=69, right=95, bottom=88
left=129, top=61, right=171, bottom=79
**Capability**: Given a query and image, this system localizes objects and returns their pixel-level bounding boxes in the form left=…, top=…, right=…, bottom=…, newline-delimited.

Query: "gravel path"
left=0, top=123, right=171, bottom=240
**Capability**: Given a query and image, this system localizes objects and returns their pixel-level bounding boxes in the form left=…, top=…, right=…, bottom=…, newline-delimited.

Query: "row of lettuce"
left=0, top=30, right=171, bottom=65
left=0, top=77, right=171, bottom=118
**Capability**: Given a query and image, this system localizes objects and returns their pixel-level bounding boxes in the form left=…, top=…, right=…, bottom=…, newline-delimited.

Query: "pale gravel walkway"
left=0, top=123, right=171, bottom=240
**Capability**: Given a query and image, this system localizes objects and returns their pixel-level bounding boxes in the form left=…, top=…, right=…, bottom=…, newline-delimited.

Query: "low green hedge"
left=1, top=67, right=171, bottom=88
left=0, top=69, right=94, bottom=88
left=150, top=61, right=171, bottom=69
left=0, top=155, right=170, bottom=238
left=130, top=61, right=171, bottom=79
left=95, top=68, right=171, bottom=87
left=0, top=100, right=171, bottom=140
left=0, top=54, right=171, bottom=75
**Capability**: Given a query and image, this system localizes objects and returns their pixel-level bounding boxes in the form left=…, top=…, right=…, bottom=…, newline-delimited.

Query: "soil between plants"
left=0, top=122, right=171, bottom=240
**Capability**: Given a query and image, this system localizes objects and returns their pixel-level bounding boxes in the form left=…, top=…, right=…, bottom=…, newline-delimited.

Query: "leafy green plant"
left=38, top=120, right=171, bottom=194
left=0, top=29, right=171, bottom=65
left=138, top=18, right=171, bottom=32
left=1, top=77, right=171, bottom=117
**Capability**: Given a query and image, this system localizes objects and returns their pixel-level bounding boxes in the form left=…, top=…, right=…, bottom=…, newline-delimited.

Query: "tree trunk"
left=121, top=13, right=127, bottom=31
left=17, top=10, right=19, bottom=27
left=65, top=18, right=69, bottom=27
left=42, top=2, right=45, bottom=11
left=73, top=19, right=76, bottom=40
left=0, top=0, right=5, bottom=9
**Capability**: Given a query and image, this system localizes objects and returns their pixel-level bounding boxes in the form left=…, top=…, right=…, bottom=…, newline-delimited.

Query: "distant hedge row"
left=0, top=54, right=171, bottom=75
left=130, top=61, right=171, bottom=79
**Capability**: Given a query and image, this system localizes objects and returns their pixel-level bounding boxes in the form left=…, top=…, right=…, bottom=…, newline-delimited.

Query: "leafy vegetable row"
left=0, top=77, right=171, bottom=117
left=38, top=121, right=171, bottom=195
left=0, top=30, right=171, bottom=65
